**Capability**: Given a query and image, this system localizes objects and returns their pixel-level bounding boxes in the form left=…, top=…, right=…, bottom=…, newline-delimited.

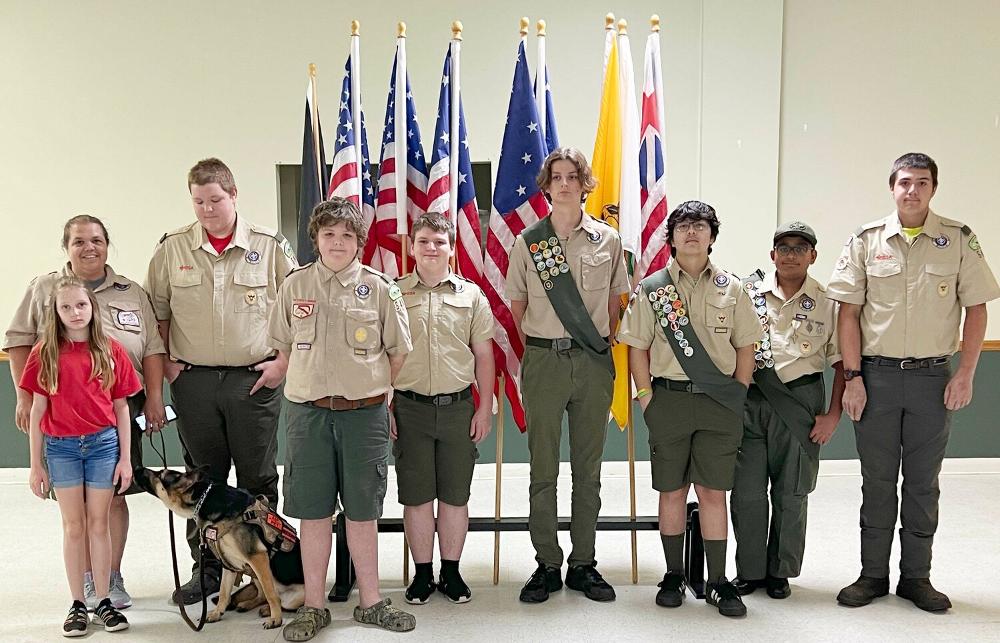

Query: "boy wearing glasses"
left=729, top=221, right=844, bottom=599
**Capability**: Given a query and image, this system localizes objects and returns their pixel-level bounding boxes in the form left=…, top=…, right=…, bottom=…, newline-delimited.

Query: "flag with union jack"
left=485, top=38, right=550, bottom=431
left=636, top=28, right=670, bottom=284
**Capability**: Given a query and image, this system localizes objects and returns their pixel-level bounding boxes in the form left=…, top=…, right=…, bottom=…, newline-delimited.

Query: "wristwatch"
left=843, top=369, right=862, bottom=381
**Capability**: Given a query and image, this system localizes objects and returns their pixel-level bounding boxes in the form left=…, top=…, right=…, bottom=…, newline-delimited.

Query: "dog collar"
left=193, top=482, right=213, bottom=516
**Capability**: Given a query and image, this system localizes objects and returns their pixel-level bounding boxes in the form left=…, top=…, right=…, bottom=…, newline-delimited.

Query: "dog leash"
left=148, top=430, right=209, bottom=632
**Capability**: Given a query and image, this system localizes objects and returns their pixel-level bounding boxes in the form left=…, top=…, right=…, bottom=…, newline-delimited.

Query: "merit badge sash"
left=522, top=217, right=613, bottom=373
left=743, top=269, right=822, bottom=460
left=642, top=269, right=747, bottom=417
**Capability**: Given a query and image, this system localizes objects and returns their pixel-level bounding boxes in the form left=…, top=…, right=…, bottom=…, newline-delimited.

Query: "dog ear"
left=190, top=465, right=211, bottom=481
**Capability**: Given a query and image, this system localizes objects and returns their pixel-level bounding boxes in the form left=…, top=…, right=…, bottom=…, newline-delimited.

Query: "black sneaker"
left=655, top=572, right=687, bottom=608
left=732, top=576, right=765, bottom=596
left=63, top=600, right=89, bottom=637
left=438, top=570, right=472, bottom=604
left=518, top=564, right=563, bottom=603
left=896, top=578, right=951, bottom=612
left=171, top=566, right=221, bottom=606
left=706, top=578, right=747, bottom=617
left=404, top=573, right=436, bottom=605
left=93, top=598, right=130, bottom=632
left=837, top=575, right=889, bottom=607
left=565, top=564, right=616, bottom=602
left=766, top=575, right=791, bottom=599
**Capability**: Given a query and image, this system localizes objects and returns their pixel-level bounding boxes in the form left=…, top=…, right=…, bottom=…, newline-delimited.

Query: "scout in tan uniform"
left=730, top=222, right=844, bottom=600
left=5, top=215, right=165, bottom=610
left=144, top=158, right=296, bottom=604
left=505, top=147, right=630, bottom=603
left=618, top=201, right=758, bottom=617
left=269, top=198, right=414, bottom=640
left=829, top=153, right=1000, bottom=611
left=392, top=213, right=495, bottom=605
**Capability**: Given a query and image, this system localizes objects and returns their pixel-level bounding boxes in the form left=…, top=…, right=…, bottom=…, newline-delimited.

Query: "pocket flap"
left=169, top=269, right=202, bottom=287
left=346, top=308, right=379, bottom=323
left=867, top=262, right=901, bottom=278
left=581, top=252, right=611, bottom=267
left=234, top=270, right=268, bottom=288
left=925, top=263, right=959, bottom=277
left=442, top=294, right=472, bottom=308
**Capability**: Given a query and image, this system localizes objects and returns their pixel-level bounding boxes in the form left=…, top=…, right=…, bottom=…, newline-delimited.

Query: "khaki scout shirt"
left=504, top=214, right=630, bottom=338
left=757, top=272, right=841, bottom=383
left=145, top=216, right=296, bottom=367
left=617, top=262, right=759, bottom=380
left=827, top=210, right=1000, bottom=359
left=393, top=270, right=494, bottom=396
left=268, top=258, right=412, bottom=403
left=5, top=264, right=165, bottom=376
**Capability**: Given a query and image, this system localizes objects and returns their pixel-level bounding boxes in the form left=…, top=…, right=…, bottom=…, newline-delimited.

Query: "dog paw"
left=262, top=616, right=282, bottom=629
left=258, top=605, right=271, bottom=618
left=206, top=610, right=224, bottom=623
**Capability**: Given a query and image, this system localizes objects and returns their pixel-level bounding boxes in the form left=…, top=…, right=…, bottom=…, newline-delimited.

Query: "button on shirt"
left=393, top=271, right=495, bottom=396
left=756, top=272, right=841, bottom=383
left=504, top=215, right=630, bottom=338
left=145, top=217, right=296, bottom=366
left=268, top=258, right=412, bottom=403
left=827, top=210, right=1000, bottom=358
left=617, top=262, right=759, bottom=380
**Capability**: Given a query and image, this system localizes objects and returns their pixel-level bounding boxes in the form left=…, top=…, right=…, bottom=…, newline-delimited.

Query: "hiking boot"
left=405, top=572, right=436, bottom=605
left=282, top=606, right=331, bottom=642
left=109, top=571, right=132, bottom=609
left=438, top=570, right=472, bottom=604
left=519, top=564, right=563, bottom=603
left=837, top=575, right=889, bottom=607
left=92, top=598, right=130, bottom=632
left=731, top=576, right=764, bottom=596
left=896, top=578, right=951, bottom=612
left=655, top=572, right=687, bottom=608
left=565, top=564, right=616, bottom=602
left=62, top=601, right=89, bottom=637
left=171, top=566, right=221, bottom=606
left=766, top=575, right=791, bottom=599
left=83, top=571, right=98, bottom=611
left=353, top=598, right=416, bottom=632
left=706, top=578, right=747, bottom=617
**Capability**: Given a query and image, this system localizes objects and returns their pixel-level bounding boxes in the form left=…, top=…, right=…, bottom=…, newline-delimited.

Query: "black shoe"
left=837, top=575, right=889, bottom=607
left=438, top=570, right=472, bottom=604
left=732, top=576, right=765, bottom=596
left=896, top=578, right=951, bottom=612
left=404, top=573, right=436, bottom=605
left=519, top=564, right=563, bottom=603
left=63, top=600, right=89, bottom=637
left=765, top=575, right=791, bottom=599
left=171, top=566, right=221, bottom=606
left=706, top=578, right=747, bottom=617
left=93, top=598, right=130, bottom=632
left=655, top=572, right=687, bottom=608
left=565, top=564, right=616, bottom=602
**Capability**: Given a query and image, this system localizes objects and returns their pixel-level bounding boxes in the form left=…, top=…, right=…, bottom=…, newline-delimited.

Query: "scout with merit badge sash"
left=742, top=270, right=822, bottom=460
left=522, top=217, right=613, bottom=373
left=639, top=270, right=745, bottom=417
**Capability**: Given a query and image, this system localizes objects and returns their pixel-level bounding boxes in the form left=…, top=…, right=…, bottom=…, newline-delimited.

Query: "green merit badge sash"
left=641, top=269, right=747, bottom=417
left=743, top=270, right=821, bottom=460
left=522, top=217, right=613, bottom=373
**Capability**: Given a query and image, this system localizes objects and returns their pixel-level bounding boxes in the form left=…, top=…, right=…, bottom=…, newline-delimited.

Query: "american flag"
left=426, top=47, right=485, bottom=286
left=371, top=42, right=428, bottom=278
left=485, top=39, right=550, bottom=431
left=533, top=43, right=559, bottom=155
left=328, top=55, right=376, bottom=248
left=636, top=30, right=670, bottom=284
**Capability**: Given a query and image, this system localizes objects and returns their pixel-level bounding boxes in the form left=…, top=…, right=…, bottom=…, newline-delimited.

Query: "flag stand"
left=627, top=401, right=638, bottom=583
left=493, top=374, right=505, bottom=585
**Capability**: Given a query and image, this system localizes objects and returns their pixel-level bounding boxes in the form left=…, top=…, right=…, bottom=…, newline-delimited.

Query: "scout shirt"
left=268, top=258, right=412, bottom=404
left=827, top=210, right=1000, bottom=359
left=756, top=272, right=841, bottom=383
left=393, top=271, right=495, bottom=396
left=505, top=215, right=630, bottom=339
left=145, top=216, right=296, bottom=367
left=5, top=264, right=165, bottom=376
left=617, top=262, right=759, bottom=380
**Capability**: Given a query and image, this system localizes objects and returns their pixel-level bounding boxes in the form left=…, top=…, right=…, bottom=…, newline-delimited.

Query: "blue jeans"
left=44, top=427, right=119, bottom=489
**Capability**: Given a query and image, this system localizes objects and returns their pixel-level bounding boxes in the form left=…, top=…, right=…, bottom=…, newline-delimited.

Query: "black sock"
left=413, top=562, right=433, bottom=581
left=440, top=559, right=461, bottom=580
left=661, top=533, right=685, bottom=573
left=704, top=539, right=727, bottom=584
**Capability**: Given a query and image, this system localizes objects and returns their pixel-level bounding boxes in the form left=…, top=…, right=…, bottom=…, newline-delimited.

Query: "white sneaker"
left=83, top=571, right=98, bottom=612
left=109, top=571, right=132, bottom=609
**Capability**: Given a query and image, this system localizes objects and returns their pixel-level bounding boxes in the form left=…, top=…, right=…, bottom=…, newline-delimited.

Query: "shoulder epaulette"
left=853, top=220, right=883, bottom=237
left=394, top=271, right=417, bottom=286
left=590, top=215, right=613, bottom=228
left=361, top=264, right=393, bottom=284
left=247, top=222, right=280, bottom=239
left=453, top=273, right=475, bottom=284
left=286, top=262, right=313, bottom=278
left=962, top=224, right=973, bottom=235
left=158, top=222, right=195, bottom=244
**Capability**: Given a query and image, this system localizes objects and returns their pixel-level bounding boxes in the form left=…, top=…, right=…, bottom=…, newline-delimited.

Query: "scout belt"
left=308, top=393, right=386, bottom=411
left=743, top=269, right=822, bottom=460
left=201, top=495, right=298, bottom=576
left=522, top=216, right=613, bottom=373
left=641, top=269, right=747, bottom=417
left=396, top=387, right=473, bottom=406
left=862, top=355, right=949, bottom=370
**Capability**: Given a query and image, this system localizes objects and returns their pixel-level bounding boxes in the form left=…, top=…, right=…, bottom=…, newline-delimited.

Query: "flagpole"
left=602, top=14, right=615, bottom=77
left=308, top=63, right=323, bottom=195
left=396, top=22, right=410, bottom=275
left=448, top=21, right=462, bottom=226
left=534, top=20, right=546, bottom=145
left=350, top=20, right=364, bottom=202
left=493, top=373, right=506, bottom=585
left=651, top=15, right=666, bottom=145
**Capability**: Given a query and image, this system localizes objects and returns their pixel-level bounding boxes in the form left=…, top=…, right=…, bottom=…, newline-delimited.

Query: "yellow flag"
left=585, top=36, right=631, bottom=430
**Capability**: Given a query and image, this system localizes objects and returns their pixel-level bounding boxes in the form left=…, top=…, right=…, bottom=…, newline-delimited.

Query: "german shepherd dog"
left=135, top=467, right=305, bottom=629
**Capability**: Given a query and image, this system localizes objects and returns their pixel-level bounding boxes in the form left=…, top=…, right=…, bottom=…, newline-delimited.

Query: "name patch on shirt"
left=296, top=343, right=312, bottom=350
left=117, top=311, right=139, bottom=327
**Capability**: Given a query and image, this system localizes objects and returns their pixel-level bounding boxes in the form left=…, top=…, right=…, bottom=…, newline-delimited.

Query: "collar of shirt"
left=668, top=258, right=716, bottom=286
left=316, top=257, right=363, bottom=288
left=190, top=214, right=252, bottom=254
left=59, top=262, right=129, bottom=294
left=885, top=208, right=943, bottom=242
left=760, top=270, right=819, bottom=305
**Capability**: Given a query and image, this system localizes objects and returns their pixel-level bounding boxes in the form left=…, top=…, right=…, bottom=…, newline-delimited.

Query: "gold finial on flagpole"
left=537, top=19, right=546, bottom=36
left=452, top=20, right=463, bottom=40
left=618, top=18, right=628, bottom=35
left=397, top=21, right=406, bottom=38
left=605, top=13, right=615, bottom=30
left=651, top=14, right=661, bottom=32
left=308, top=63, right=317, bottom=78
left=351, top=20, right=360, bottom=36
left=519, top=17, right=529, bottom=36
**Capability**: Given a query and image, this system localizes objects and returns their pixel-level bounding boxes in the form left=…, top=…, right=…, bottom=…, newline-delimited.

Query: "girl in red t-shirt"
left=20, top=277, right=141, bottom=636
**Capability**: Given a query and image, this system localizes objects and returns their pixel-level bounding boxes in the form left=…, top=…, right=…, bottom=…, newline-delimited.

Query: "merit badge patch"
left=713, top=273, right=729, bottom=287
left=800, top=296, right=815, bottom=311
left=116, top=310, right=139, bottom=327
left=245, top=250, right=261, bottom=264
left=292, top=300, right=315, bottom=318
left=112, top=282, right=131, bottom=291
left=355, top=283, right=371, bottom=299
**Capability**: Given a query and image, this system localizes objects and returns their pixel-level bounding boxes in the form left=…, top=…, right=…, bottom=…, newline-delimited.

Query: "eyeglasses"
left=674, top=221, right=710, bottom=234
left=774, top=244, right=812, bottom=256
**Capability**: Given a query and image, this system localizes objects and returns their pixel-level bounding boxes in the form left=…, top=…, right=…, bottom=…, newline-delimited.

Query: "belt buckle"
left=435, top=394, right=453, bottom=407
left=553, top=338, right=573, bottom=351
left=898, top=358, right=920, bottom=370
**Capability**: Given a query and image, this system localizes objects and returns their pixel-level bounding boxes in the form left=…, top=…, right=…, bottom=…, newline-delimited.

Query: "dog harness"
left=200, top=495, right=299, bottom=576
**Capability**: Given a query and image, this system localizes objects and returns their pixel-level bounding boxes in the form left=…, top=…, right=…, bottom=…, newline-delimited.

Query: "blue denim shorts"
left=44, top=427, right=120, bottom=489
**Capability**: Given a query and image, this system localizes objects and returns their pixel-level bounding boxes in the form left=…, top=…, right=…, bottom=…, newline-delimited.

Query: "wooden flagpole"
left=493, top=374, right=506, bottom=585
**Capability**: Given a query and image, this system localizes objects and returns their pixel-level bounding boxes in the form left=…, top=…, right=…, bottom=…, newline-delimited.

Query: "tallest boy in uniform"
left=146, top=158, right=296, bottom=603
left=828, top=153, right=999, bottom=611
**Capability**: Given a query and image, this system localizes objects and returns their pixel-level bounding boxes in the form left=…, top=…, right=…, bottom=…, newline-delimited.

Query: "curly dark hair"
left=666, top=200, right=720, bottom=257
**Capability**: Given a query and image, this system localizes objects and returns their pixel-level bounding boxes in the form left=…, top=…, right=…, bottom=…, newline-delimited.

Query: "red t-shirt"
left=19, top=339, right=143, bottom=437
left=208, top=232, right=234, bottom=254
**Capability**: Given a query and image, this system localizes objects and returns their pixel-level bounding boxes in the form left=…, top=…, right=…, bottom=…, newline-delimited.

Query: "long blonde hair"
left=37, top=277, right=116, bottom=394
